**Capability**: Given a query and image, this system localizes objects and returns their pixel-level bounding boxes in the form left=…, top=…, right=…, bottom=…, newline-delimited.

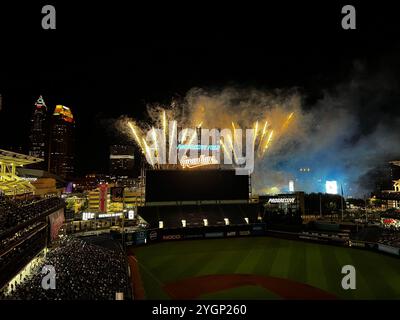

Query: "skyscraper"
left=110, top=145, right=135, bottom=178
left=29, top=96, right=48, bottom=168
left=48, top=105, right=75, bottom=179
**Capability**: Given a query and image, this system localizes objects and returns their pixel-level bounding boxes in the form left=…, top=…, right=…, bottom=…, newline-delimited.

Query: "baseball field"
left=132, top=237, right=400, bottom=300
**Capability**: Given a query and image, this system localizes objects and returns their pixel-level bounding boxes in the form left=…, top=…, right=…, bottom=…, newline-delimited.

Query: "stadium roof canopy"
left=0, top=149, right=43, bottom=166
left=0, top=149, right=43, bottom=196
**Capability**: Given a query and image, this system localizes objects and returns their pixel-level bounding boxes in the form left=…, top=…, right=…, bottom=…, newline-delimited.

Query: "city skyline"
left=0, top=3, right=400, bottom=191
left=2, top=2, right=400, bottom=306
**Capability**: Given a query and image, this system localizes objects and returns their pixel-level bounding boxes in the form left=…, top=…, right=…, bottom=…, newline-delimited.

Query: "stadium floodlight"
left=325, top=180, right=338, bottom=195
left=159, top=220, right=164, bottom=229
left=203, top=219, right=208, bottom=226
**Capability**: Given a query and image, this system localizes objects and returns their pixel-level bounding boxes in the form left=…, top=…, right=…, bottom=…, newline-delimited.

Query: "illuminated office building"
left=110, top=145, right=135, bottom=178
left=48, top=105, right=75, bottom=179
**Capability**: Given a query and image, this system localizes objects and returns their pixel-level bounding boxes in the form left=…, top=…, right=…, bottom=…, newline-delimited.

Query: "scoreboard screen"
left=145, top=169, right=249, bottom=202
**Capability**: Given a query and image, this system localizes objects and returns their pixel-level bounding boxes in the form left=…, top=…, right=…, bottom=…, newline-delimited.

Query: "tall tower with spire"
left=29, top=95, right=48, bottom=169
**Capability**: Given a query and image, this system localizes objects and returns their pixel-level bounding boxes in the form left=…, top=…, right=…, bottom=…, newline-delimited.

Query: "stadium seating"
left=138, top=203, right=262, bottom=229
left=1, top=236, right=131, bottom=300
left=0, top=197, right=64, bottom=235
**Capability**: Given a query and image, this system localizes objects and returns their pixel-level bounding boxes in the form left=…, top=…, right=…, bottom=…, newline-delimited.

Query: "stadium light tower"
left=325, top=181, right=338, bottom=195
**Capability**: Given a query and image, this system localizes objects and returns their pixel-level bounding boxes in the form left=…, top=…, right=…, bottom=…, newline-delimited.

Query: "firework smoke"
left=115, top=62, right=400, bottom=197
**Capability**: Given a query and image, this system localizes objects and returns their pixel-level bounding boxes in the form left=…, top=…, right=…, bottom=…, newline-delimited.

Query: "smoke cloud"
left=116, top=61, right=400, bottom=197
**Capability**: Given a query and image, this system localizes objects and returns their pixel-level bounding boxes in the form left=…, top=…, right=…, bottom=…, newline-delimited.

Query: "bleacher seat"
left=138, top=203, right=262, bottom=229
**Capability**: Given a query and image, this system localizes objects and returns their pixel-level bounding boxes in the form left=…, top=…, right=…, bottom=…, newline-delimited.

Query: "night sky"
left=0, top=3, right=399, bottom=177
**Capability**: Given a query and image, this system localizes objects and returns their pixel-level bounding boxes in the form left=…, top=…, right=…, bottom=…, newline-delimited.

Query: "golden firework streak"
left=220, top=138, right=232, bottom=162
left=253, top=120, right=259, bottom=145
left=181, top=128, right=188, bottom=144
left=281, top=112, right=294, bottom=130
left=226, top=133, right=238, bottom=162
left=151, top=127, right=159, bottom=158
left=142, top=138, right=154, bottom=167
left=258, top=120, right=268, bottom=155
left=260, top=120, right=268, bottom=143
left=262, top=130, right=274, bottom=155
left=169, top=120, right=177, bottom=158
left=162, top=110, right=167, bottom=143
left=128, top=122, right=144, bottom=153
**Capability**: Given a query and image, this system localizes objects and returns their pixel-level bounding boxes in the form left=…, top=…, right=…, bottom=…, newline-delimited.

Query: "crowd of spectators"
left=0, top=228, right=47, bottom=289
left=0, top=222, right=44, bottom=249
left=0, top=196, right=64, bottom=234
left=0, top=223, right=46, bottom=262
left=1, top=236, right=131, bottom=300
left=377, top=230, right=400, bottom=248
left=352, top=224, right=400, bottom=248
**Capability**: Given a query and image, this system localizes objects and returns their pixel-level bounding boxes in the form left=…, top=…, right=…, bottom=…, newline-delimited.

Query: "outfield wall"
left=119, top=223, right=348, bottom=247
left=115, top=223, right=267, bottom=246
left=348, top=240, right=400, bottom=257
left=120, top=224, right=400, bottom=259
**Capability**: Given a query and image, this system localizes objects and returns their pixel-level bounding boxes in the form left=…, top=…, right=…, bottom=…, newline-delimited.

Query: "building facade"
left=28, top=96, right=48, bottom=168
left=48, top=105, right=75, bottom=179
left=109, top=145, right=135, bottom=178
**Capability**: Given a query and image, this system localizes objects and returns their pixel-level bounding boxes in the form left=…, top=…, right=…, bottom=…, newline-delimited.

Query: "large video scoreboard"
left=145, top=169, right=249, bottom=202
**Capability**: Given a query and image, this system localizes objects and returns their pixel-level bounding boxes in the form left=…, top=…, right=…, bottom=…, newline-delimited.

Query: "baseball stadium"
left=3, top=3, right=400, bottom=305
left=123, top=167, right=400, bottom=300
left=119, top=111, right=400, bottom=301
left=131, top=237, right=400, bottom=300
left=2, top=107, right=400, bottom=301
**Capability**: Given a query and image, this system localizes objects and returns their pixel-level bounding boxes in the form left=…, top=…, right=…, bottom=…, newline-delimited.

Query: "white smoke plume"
left=116, top=62, right=400, bottom=197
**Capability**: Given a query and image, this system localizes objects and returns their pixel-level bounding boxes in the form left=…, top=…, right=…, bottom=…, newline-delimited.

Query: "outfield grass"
left=133, top=237, right=400, bottom=299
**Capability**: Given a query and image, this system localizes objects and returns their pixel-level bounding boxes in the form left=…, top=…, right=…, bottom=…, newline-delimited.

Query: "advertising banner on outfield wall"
left=148, top=229, right=159, bottom=242
left=251, top=223, right=266, bottom=236
left=205, top=232, right=224, bottom=238
left=133, top=231, right=147, bottom=245
left=365, top=242, right=378, bottom=250
left=378, top=244, right=400, bottom=256
left=184, top=234, right=204, bottom=239
left=226, top=231, right=237, bottom=237
left=239, top=230, right=251, bottom=236
left=162, top=234, right=182, bottom=241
